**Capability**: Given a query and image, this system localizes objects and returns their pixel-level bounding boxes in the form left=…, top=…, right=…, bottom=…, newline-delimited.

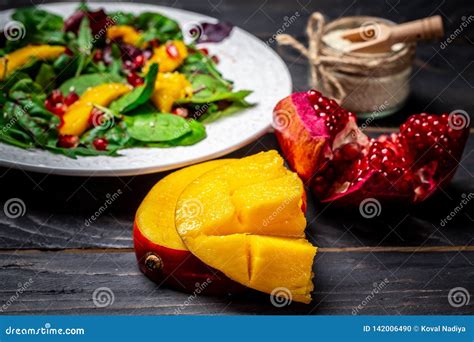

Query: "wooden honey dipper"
left=341, top=15, right=444, bottom=53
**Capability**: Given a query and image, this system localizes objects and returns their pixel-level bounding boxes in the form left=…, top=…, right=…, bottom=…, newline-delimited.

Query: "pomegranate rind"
left=274, top=91, right=470, bottom=206
left=273, top=93, right=327, bottom=184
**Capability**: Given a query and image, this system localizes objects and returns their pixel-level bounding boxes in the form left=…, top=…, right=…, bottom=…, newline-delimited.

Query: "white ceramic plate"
left=0, top=2, right=291, bottom=176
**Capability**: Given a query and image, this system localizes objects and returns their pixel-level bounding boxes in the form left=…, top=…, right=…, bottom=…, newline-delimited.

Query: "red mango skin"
left=133, top=222, right=245, bottom=295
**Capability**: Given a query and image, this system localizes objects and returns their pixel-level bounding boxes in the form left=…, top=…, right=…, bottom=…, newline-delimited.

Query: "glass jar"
left=318, top=16, right=416, bottom=119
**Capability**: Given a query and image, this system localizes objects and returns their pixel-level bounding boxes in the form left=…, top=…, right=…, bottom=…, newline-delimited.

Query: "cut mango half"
left=134, top=158, right=242, bottom=294
left=136, top=159, right=233, bottom=251
left=176, top=151, right=317, bottom=303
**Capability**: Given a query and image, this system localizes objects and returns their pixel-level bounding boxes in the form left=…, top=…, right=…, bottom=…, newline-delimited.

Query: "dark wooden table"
left=0, top=0, right=473, bottom=315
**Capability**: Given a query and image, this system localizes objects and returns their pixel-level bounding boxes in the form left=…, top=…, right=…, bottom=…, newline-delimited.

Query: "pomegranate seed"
left=64, top=47, right=74, bottom=56
left=64, top=92, right=79, bottom=106
left=307, top=89, right=321, bottom=104
left=340, top=143, right=361, bottom=160
left=211, top=55, right=219, bottom=64
left=93, top=138, right=108, bottom=151
left=124, top=60, right=134, bottom=70
left=199, top=48, right=209, bottom=55
left=52, top=103, right=67, bottom=116
left=172, top=107, right=189, bottom=118
left=93, top=49, right=103, bottom=62
left=45, top=98, right=55, bottom=113
left=127, top=73, right=144, bottom=87
left=165, top=43, right=179, bottom=59
left=50, top=89, right=64, bottom=104
left=58, top=135, right=79, bottom=148
left=149, top=39, right=160, bottom=48
left=133, top=55, right=145, bottom=69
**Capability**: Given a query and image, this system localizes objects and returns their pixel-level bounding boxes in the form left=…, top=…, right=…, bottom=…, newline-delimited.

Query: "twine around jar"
left=276, top=12, right=415, bottom=106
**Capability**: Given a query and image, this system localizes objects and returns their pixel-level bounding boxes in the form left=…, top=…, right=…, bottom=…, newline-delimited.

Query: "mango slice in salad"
left=0, top=45, right=66, bottom=81
left=143, top=40, right=188, bottom=73
left=60, top=83, right=131, bottom=136
left=106, top=25, right=142, bottom=47
left=151, top=72, right=193, bottom=113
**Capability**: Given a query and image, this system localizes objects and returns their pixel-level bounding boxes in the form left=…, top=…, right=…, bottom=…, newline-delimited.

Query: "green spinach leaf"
left=110, top=63, right=158, bottom=113
left=5, top=8, right=65, bottom=51
left=35, top=63, right=55, bottom=92
left=135, top=12, right=182, bottom=43
left=125, top=113, right=191, bottom=142
left=74, top=17, right=94, bottom=76
left=148, top=119, right=206, bottom=147
left=59, top=73, right=125, bottom=95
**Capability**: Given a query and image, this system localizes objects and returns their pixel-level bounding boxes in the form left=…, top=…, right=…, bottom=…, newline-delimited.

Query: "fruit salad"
left=0, top=5, right=253, bottom=157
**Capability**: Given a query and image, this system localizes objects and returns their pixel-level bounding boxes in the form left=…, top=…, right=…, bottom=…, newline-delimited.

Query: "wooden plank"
left=0, top=250, right=472, bottom=315
left=1, top=133, right=472, bottom=250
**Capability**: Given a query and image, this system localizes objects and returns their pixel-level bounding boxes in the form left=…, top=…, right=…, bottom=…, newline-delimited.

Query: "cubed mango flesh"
left=176, top=151, right=317, bottom=303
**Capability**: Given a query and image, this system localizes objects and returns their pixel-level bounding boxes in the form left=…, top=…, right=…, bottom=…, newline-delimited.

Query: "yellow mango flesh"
left=60, top=83, right=131, bottom=136
left=143, top=40, right=188, bottom=73
left=107, top=25, right=142, bottom=47
left=0, top=45, right=66, bottom=81
left=135, top=159, right=232, bottom=251
left=176, top=151, right=317, bottom=303
left=151, top=72, right=193, bottom=113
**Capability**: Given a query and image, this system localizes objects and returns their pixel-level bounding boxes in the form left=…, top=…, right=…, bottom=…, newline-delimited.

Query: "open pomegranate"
left=273, top=90, right=469, bottom=206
